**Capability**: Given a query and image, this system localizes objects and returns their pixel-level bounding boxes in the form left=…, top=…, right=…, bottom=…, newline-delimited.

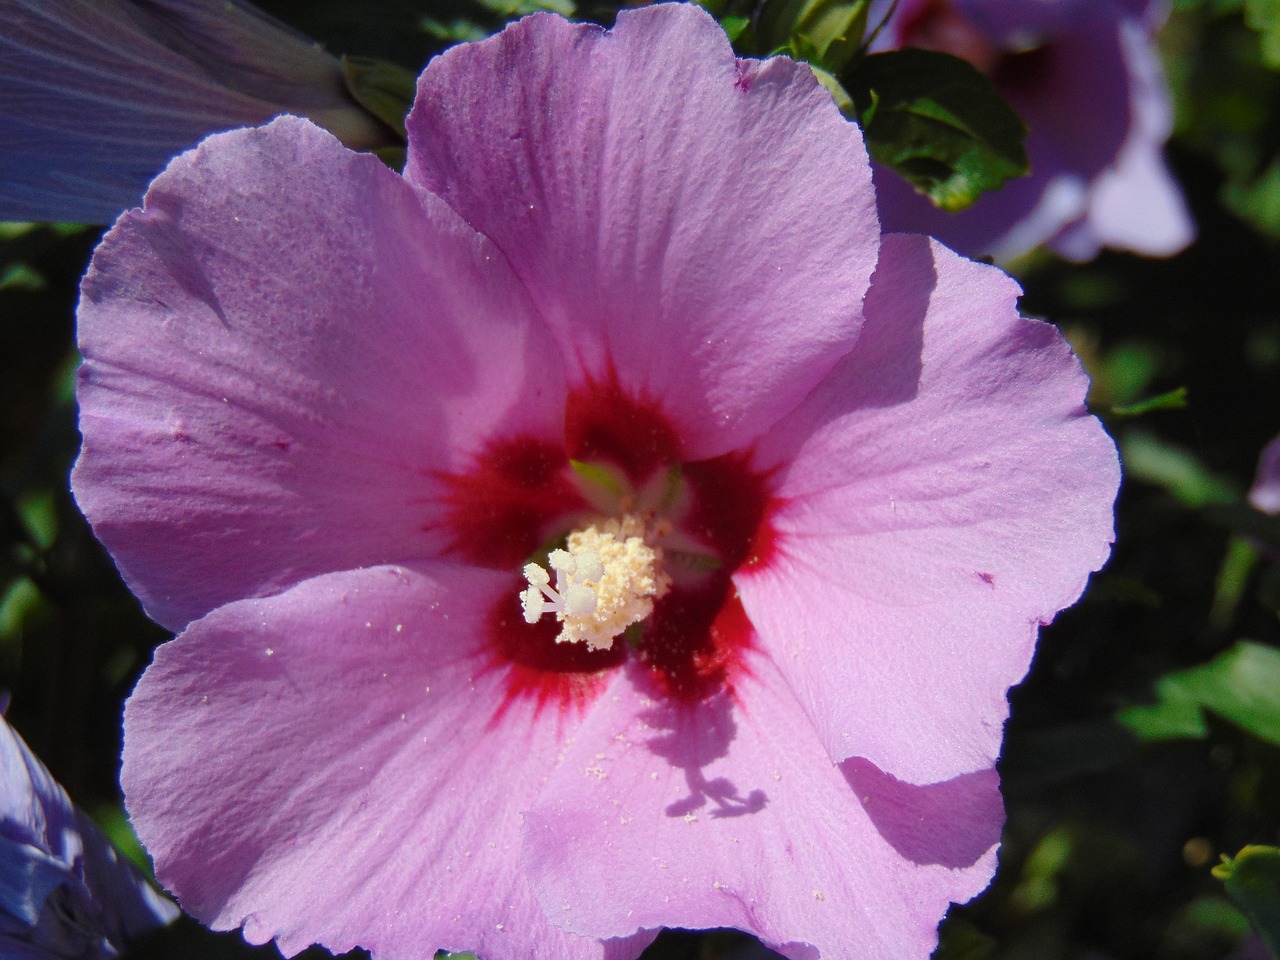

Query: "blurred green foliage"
left=1118, top=642, right=1280, bottom=745
left=1214, top=845, right=1280, bottom=955
left=1170, top=0, right=1280, bottom=237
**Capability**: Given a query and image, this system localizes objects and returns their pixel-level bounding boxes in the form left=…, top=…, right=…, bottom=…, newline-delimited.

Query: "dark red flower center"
left=436, top=374, right=780, bottom=719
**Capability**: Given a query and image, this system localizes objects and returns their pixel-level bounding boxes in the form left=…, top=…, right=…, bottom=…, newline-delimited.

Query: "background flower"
left=0, top=0, right=396, bottom=225
left=0, top=711, right=177, bottom=959
left=869, top=0, right=1195, bottom=261
left=1249, top=432, right=1280, bottom=515
left=71, top=5, right=1118, bottom=959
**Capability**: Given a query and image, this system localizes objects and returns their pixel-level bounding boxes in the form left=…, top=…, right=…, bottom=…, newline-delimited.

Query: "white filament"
left=519, top=516, right=670, bottom=651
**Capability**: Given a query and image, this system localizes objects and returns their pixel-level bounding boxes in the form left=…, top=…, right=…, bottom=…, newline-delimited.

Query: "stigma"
left=520, top=515, right=671, bottom=650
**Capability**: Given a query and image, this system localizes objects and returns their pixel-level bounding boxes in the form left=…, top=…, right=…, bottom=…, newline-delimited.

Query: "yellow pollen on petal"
left=520, top=515, right=671, bottom=651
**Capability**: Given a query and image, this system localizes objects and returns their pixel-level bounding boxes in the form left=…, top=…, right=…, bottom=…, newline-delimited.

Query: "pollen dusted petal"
left=123, top=563, right=650, bottom=960
left=523, top=659, right=1001, bottom=959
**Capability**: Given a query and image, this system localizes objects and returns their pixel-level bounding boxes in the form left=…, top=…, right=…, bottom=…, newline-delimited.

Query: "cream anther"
left=519, top=515, right=671, bottom=650
left=521, top=551, right=601, bottom=623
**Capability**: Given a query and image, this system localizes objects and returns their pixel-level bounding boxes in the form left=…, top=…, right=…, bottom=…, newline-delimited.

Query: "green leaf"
left=1223, top=156, right=1280, bottom=236
left=474, top=0, right=574, bottom=16
left=91, top=804, right=156, bottom=879
left=420, top=17, right=489, bottom=43
left=754, top=0, right=869, bottom=74
left=1009, top=826, right=1075, bottom=913
left=719, top=15, right=752, bottom=42
left=934, top=917, right=997, bottom=960
left=809, top=64, right=855, bottom=115
left=1093, top=339, right=1164, bottom=406
left=1214, top=846, right=1280, bottom=957
left=1182, top=895, right=1252, bottom=941
left=1119, top=430, right=1238, bottom=508
left=1117, top=642, right=1280, bottom=746
left=1207, top=536, right=1261, bottom=633
left=0, top=263, right=44, bottom=291
left=845, top=49, right=1028, bottom=211
left=1109, top=386, right=1189, bottom=417
left=1173, top=0, right=1243, bottom=11
left=341, top=56, right=417, bottom=140
left=1246, top=0, right=1280, bottom=69
left=0, top=578, right=43, bottom=645
left=569, top=459, right=626, bottom=498
left=1203, top=503, right=1280, bottom=550
left=1118, top=681, right=1212, bottom=741
left=0, top=222, right=41, bottom=240
left=18, top=491, right=57, bottom=551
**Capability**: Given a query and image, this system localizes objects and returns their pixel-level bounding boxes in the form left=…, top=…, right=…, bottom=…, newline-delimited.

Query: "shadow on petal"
left=843, top=757, right=1003, bottom=868
left=639, top=687, right=768, bottom=820
left=134, top=196, right=230, bottom=326
left=847, top=237, right=933, bottom=411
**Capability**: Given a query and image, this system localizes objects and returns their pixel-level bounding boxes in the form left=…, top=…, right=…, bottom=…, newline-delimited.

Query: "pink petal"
left=1056, top=15, right=1193, bottom=260
left=738, top=234, right=1119, bottom=783
left=73, top=115, right=565, bottom=630
left=523, top=659, right=1000, bottom=959
left=123, top=563, right=652, bottom=960
left=404, top=3, right=879, bottom=459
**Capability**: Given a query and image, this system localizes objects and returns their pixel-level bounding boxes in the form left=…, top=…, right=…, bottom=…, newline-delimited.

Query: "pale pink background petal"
left=870, top=0, right=1191, bottom=262
left=1249, top=432, right=1280, bottom=514
left=405, top=3, right=879, bottom=459
left=74, top=116, right=565, bottom=631
left=123, top=563, right=650, bottom=960
left=523, top=659, right=1000, bottom=959
left=1054, top=13, right=1194, bottom=260
left=738, top=235, right=1118, bottom=783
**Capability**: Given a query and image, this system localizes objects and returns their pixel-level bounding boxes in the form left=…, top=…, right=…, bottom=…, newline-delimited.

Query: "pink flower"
left=869, top=0, right=1194, bottom=261
left=0, top=0, right=393, bottom=224
left=71, top=5, right=1119, bottom=959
